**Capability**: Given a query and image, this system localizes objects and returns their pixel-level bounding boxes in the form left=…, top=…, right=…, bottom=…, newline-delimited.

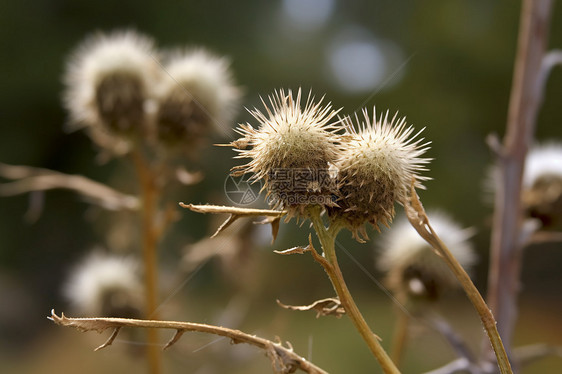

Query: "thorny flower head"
left=231, top=89, right=342, bottom=217
left=329, top=109, right=430, bottom=241
left=521, top=142, right=562, bottom=228
left=63, top=30, right=160, bottom=155
left=63, top=250, right=142, bottom=318
left=155, top=49, right=242, bottom=153
left=378, top=212, right=476, bottom=302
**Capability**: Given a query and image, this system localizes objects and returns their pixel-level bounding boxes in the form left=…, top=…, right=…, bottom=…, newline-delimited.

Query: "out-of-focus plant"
left=0, top=29, right=242, bottom=374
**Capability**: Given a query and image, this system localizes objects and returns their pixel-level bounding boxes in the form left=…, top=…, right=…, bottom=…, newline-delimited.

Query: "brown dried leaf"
left=180, top=203, right=285, bottom=217
left=277, top=298, right=345, bottom=319
left=180, top=203, right=286, bottom=240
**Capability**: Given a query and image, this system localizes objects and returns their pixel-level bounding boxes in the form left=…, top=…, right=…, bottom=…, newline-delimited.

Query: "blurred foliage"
left=1, top=0, right=561, bottom=373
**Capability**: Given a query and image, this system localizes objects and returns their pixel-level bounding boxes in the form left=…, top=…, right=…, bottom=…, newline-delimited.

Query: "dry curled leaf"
left=277, top=298, right=345, bottom=319
left=274, top=234, right=316, bottom=255
left=180, top=203, right=286, bottom=240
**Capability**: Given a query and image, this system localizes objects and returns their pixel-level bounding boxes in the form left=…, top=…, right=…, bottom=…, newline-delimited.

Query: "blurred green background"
left=1, top=0, right=561, bottom=373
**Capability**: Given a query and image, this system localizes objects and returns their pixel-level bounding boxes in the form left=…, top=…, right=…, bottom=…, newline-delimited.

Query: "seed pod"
left=521, top=143, right=562, bottom=228
left=330, top=108, right=430, bottom=241
left=231, top=88, right=341, bottom=217
left=155, top=49, right=241, bottom=153
left=63, top=30, right=160, bottom=155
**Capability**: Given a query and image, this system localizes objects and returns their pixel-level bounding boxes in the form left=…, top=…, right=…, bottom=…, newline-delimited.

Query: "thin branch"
left=426, top=344, right=562, bottom=374
left=526, top=230, right=562, bottom=245
left=422, top=358, right=475, bottom=374
left=0, top=162, right=138, bottom=211
left=49, top=310, right=328, bottom=374
left=513, top=343, right=562, bottom=367
left=422, top=313, right=477, bottom=365
left=487, top=0, right=553, bottom=364
left=404, top=181, right=512, bottom=374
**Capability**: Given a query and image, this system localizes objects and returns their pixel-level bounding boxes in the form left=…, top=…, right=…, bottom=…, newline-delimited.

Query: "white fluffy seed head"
left=377, top=212, right=476, bottom=302
left=521, top=142, right=562, bottom=228
left=329, top=108, right=431, bottom=241
left=231, top=88, right=342, bottom=216
left=155, top=48, right=242, bottom=150
left=63, top=30, right=160, bottom=154
left=523, top=142, right=562, bottom=187
left=63, top=250, right=142, bottom=317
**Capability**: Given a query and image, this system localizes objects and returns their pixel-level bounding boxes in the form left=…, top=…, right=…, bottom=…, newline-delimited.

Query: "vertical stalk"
left=390, top=311, right=409, bottom=366
left=487, top=0, right=553, bottom=363
left=133, top=150, right=162, bottom=374
left=310, top=213, right=400, bottom=374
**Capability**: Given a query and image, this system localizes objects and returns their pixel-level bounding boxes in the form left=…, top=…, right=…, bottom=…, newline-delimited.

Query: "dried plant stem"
left=405, top=186, right=512, bottom=374
left=132, top=150, right=162, bottom=374
left=310, top=212, right=400, bottom=374
left=487, top=0, right=553, bottom=363
left=49, top=311, right=328, bottom=374
left=390, top=311, right=409, bottom=366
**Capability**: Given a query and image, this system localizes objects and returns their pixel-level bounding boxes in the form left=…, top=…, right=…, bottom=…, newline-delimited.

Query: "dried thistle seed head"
left=378, top=212, right=476, bottom=302
left=329, top=108, right=430, bottom=241
left=522, top=142, right=562, bottom=228
left=63, top=250, right=142, bottom=318
left=155, top=49, right=242, bottom=152
left=63, top=30, right=160, bottom=154
left=231, top=88, right=341, bottom=216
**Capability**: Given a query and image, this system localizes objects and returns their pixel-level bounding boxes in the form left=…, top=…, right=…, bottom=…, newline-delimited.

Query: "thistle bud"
left=155, top=49, right=241, bottom=153
left=231, top=89, right=341, bottom=217
left=63, top=250, right=142, bottom=318
left=329, top=108, right=430, bottom=241
left=522, top=142, right=562, bottom=228
left=63, top=30, right=160, bottom=154
left=378, top=212, right=476, bottom=302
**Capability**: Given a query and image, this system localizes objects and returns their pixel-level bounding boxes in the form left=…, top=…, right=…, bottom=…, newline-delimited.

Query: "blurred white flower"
left=378, top=211, right=476, bottom=301
left=155, top=48, right=242, bottom=150
left=63, top=250, right=142, bottom=317
left=63, top=30, right=160, bottom=154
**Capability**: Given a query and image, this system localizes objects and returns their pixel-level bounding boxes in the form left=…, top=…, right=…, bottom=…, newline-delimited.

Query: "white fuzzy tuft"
left=378, top=211, right=476, bottom=289
left=158, top=48, right=242, bottom=134
left=63, top=30, right=160, bottom=129
left=63, top=250, right=141, bottom=316
left=523, top=142, right=562, bottom=187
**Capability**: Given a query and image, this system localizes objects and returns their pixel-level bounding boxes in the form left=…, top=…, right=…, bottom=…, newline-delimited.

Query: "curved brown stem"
left=405, top=185, right=512, bottom=374
left=49, top=310, right=328, bottom=374
left=310, top=212, right=400, bottom=374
